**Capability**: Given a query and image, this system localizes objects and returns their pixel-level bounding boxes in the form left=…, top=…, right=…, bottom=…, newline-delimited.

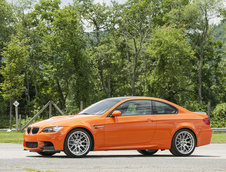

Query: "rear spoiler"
left=194, top=112, right=207, bottom=115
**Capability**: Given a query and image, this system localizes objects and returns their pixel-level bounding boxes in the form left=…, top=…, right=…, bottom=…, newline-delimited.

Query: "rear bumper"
left=197, top=128, right=212, bottom=147
left=23, top=127, right=70, bottom=152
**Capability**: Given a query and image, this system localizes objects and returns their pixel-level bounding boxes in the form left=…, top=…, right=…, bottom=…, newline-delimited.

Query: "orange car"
left=24, top=97, right=212, bottom=157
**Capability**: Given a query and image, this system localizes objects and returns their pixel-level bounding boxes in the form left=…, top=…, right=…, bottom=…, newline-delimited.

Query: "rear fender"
left=170, top=123, right=198, bottom=147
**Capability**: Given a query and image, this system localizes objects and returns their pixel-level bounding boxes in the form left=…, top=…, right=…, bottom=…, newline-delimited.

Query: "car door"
left=104, top=99, right=156, bottom=147
left=150, top=100, right=179, bottom=145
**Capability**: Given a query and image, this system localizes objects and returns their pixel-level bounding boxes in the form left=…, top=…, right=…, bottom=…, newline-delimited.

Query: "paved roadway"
left=0, top=143, right=225, bottom=172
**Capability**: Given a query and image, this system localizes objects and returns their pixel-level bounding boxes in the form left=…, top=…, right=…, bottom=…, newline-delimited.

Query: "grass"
left=22, top=167, right=41, bottom=172
left=0, top=131, right=226, bottom=144
left=22, top=168, right=55, bottom=172
left=211, top=132, right=226, bottom=143
left=15, top=167, right=55, bottom=172
left=0, top=131, right=24, bottom=144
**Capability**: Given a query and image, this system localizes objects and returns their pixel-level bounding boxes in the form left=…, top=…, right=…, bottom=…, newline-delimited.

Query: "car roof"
left=104, top=96, right=156, bottom=101
left=101, top=96, right=190, bottom=114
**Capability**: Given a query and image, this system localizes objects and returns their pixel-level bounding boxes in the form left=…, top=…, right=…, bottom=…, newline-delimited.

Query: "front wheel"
left=137, top=149, right=158, bottom=156
left=64, top=128, right=92, bottom=158
left=170, top=129, right=196, bottom=156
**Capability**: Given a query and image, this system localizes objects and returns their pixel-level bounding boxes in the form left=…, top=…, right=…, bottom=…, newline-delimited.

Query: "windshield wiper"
left=79, top=112, right=90, bottom=115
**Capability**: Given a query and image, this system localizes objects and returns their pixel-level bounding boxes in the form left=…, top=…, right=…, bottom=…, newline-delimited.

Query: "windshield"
left=79, top=98, right=121, bottom=115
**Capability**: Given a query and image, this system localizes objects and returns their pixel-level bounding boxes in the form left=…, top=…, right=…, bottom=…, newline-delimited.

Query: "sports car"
left=23, top=97, right=212, bottom=157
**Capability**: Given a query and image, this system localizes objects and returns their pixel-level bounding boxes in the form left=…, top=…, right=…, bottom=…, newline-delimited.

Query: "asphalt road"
left=0, top=143, right=226, bottom=172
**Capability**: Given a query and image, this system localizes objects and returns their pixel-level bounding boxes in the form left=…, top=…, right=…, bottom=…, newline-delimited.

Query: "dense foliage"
left=0, top=0, right=225, bottom=128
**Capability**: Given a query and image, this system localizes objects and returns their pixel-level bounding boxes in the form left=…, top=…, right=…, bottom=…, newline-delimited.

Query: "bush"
left=211, top=103, right=226, bottom=128
left=183, top=101, right=207, bottom=112
left=0, top=117, right=10, bottom=128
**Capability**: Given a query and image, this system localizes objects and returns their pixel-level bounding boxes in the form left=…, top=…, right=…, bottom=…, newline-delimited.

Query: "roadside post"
left=80, top=101, right=83, bottom=111
left=19, top=114, right=21, bottom=131
left=208, top=101, right=211, bottom=122
left=49, top=101, right=52, bottom=118
left=13, top=101, right=19, bottom=131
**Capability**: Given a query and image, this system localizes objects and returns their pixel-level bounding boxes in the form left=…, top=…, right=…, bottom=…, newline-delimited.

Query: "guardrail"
left=212, top=128, right=226, bottom=132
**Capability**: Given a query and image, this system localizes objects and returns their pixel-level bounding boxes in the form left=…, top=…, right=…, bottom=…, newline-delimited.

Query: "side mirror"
left=112, top=110, right=122, bottom=117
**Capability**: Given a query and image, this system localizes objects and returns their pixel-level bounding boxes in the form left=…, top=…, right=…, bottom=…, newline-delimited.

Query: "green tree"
left=145, top=26, right=195, bottom=105
left=0, top=0, right=14, bottom=125
left=0, top=0, right=14, bottom=42
left=42, top=5, right=88, bottom=109
left=0, top=37, right=29, bottom=129
left=78, top=0, right=116, bottom=98
left=167, top=0, right=223, bottom=105
left=118, top=0, right=160, bottom=96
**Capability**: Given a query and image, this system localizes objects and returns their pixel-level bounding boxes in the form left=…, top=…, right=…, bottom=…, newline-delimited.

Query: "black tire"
left=137, top=149, right=158, bottom=156
left=170, top=129, right=196, bottom=156
left=64, top=128, right=92, bottom=158
left=37, top=152, right=56, bottom=157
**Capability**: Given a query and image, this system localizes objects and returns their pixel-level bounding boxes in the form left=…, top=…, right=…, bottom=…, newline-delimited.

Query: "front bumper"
left=23, top=126, right=70, bottom=152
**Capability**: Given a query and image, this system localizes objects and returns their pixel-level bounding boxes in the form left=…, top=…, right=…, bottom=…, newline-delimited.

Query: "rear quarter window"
left=152, top=100, right=178, bottom=114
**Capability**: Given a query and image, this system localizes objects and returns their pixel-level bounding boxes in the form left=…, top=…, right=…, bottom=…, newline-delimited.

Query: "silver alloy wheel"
left=68, top=131, right=90, bottom=156
left=175, top=131, right=195, bottom=154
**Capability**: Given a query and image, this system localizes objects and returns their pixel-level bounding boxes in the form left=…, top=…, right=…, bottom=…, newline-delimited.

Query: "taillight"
left=203, top=118, right=210, bottom=125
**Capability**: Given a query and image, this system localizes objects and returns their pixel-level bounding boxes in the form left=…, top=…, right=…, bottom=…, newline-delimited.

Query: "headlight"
left=42, top=126, right=63, bottom=133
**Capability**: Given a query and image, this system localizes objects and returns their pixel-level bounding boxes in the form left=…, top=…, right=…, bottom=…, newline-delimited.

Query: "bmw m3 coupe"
left=24, top=97, right=212, bottom=157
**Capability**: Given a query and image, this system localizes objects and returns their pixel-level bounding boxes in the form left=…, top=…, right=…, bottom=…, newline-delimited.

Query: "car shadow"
left=27, top=154, right=220, bottom=159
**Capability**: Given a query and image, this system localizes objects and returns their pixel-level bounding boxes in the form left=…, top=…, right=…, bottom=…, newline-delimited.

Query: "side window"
left=152, top=101, right=178, bottom=114
left=115, top=100, right=152, bottom=116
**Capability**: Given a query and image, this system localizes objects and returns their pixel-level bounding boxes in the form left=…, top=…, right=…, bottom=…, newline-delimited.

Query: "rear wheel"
left=137, top=149, right=158, bottom=156
left=170, top=129, right=196, bottom=156
left=37, top=152, right=56, bottom=157
left=64, top=128, right=92, bottom=158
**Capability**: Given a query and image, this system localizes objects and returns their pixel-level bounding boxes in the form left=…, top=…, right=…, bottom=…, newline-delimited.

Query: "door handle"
left=147, top=118, right=155, bottom=122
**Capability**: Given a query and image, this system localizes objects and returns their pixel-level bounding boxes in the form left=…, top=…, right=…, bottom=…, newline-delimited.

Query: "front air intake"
left=26, top=142, right=38, bottom=148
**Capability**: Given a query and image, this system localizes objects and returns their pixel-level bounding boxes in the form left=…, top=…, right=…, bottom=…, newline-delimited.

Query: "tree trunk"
left=198, top=7, right=208, bottom=105
left=198, top=49, right=203, bottom=104
left=32, top=61, right=38, bottom=97
left=25, top=70, right=30, bottom=103
left=143, top=59, right=148, bottom=94
left=93, top=20, right=100, bottom=43
left=98, top=65, right=110, bottom=97
left=93, top=19, right=111, bottom=97
left=107, top=77, right=111, bottom=97
left=208, top=100, right=211, bottom=121
left=56, top=79, right=66, bottom=109
left=132, top=38, right=138, bottom=96
left=9, top=100, right=13, bottom=129
left=131, top=63, right=137, bottom=96
left=124, top=39, right=133, bottom=95
left=34, top=75, right=38, bottom=97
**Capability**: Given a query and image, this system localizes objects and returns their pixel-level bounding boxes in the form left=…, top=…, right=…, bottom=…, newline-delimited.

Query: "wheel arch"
left=170, top=127, right=197, bottom=149
left=65, top=126, right=95, bottom=151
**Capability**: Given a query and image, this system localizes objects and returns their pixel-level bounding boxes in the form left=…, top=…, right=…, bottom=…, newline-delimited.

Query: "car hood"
left=29, top=115, right=98, bottom=128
